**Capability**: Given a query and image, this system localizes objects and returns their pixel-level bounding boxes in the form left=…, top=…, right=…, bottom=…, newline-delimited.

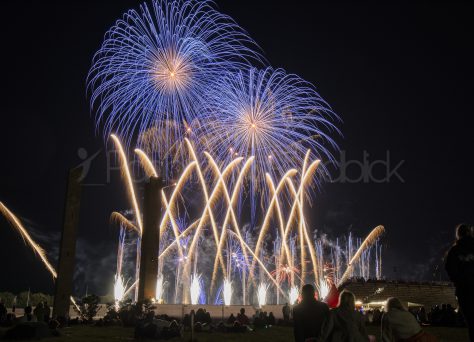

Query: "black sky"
left=0, top=1, right=473, bottom=296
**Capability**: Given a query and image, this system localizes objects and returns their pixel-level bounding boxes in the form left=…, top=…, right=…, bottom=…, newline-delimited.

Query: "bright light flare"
left=156, top=274, right=164, bottom=302
left=317, top=279, right=330, bottom=301
left=289, top=286, right=299, bottom=305
left=257, top=282, right=269, bottom=307
left=190, top=273, right=202, bottom=305
left=114, top=274, right=126, bottom=303
left=223, top=278, right=232, bottom=306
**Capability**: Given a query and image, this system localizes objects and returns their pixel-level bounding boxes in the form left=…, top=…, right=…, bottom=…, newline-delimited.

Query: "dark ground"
left=1, top=325, right=470, bottom=342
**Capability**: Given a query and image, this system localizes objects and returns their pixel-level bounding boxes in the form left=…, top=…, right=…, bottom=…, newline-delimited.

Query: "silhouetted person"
left=195, top=308, right=206, bottom=324
left=0, top=301, right=6, bottom=323
left=320, top=290, right=370, bottom=342
left=19, top=306, right=37, bottom=323
left=293, top=284, right=329, bottom=342
left=227, top=313, right=236, bottom=324
left=445, top=223, right=474, bottom=341
left=33, top=302, right=45, bottom=323
left=236, top=308, right=250, bottom=326
left=268, top=312, right=276, bottom=325
left=381, top=298, right=436, bottom=342
left=283, top=302, right=291, bottom=322
left=43, top=301, right=50, bottom=323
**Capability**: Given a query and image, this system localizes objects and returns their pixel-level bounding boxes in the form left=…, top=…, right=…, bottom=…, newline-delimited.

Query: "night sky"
left=1, top=1, right=473, bottom=297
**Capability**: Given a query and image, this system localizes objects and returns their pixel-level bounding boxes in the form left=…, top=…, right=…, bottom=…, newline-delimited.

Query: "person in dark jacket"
left=293, top=284, right=329, bottom=342
left=320, top=290, right=369, bottom=342
left=445, top=223, right=474, bottom=341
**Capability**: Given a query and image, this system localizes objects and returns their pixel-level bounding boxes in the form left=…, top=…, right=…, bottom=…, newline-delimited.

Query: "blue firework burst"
left=202, top=67, right=340, bottom=212
left=88, top=0, right=261, bottom=153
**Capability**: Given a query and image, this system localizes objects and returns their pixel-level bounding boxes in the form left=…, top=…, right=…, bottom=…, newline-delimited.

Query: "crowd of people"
left=0, top=300, right=60, bottom=339
left=291, top=284, right=437, bottom=342
left=290, top=223, right=474, bottom=342
left=1, top=223, right=472, bottom=341
left=0, top=301, right=51, bottom=326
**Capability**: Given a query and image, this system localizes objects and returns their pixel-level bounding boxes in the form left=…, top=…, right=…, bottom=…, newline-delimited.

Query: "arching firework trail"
left=203, top=67, right=340, bottom=216
left=88, top=0, right=262, bottom=159
left=0, top=202, right=57, bottom=278
left=0, top=202, right=81, bottom=312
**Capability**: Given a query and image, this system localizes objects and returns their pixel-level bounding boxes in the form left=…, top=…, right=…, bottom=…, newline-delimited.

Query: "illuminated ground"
left=1, top=325, right=469, bottom=342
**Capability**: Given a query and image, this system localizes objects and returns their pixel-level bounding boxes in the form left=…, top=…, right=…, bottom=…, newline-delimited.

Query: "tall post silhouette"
left=53, top=167, right=82, bottom=318
left=137, top=176, right=162, bottom=301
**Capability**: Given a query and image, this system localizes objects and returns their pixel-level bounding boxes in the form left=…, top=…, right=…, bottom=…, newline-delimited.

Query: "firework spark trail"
left=278, top=160, right=321, bottom=285
left=158, top=220, right=198, bottom=260
left=116, top=227, right=126, bottom=276
left=134, top=148, right=158, bottom=178
left=123, top=280, right=138, bottom=298
left=158, top=160, right=197, bottom=240
left=163, top=152, right=245, bottom=301
left=337, top=225, right=385, bottom=287
left=204, top=152, right=258, bottom=294
left=183, top=142, right=242, bottom=277
left=0, top=202, right=81, bottom=312
left=298, top=151, right=311, bottom=286
left=285, top=177, right=320, bottom=286
left=226, top=230, right=287, bottom=300
left=0, top=202, right=57, bottom=278
left=248, top=170, right=297, bottom=287
left=111, top=135, right=143, bottom=232
left=161, top=192, right=185, bottom=260
left=110, top=212, right=140, bottom=234
left=209, top=157, right=255, bottom=296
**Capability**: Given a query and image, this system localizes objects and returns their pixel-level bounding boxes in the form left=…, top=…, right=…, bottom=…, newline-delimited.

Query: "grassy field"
left=1, top=325, right=469, bottom=342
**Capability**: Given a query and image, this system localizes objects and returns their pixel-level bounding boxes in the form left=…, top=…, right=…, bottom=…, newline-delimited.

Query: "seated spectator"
left=19, top=306, right=37, bottom=323
left=417, top=307, right=428, bottom=324
left=320, top=290, right=370, bottom=342
left=382, top=298, right=437, bottom=342
left=267, top=312, right=276, bottom=326
left=236, top=308, right=250, bottom=326
left=282, top=303, right=290, bottom=322
left=0, top=301, right=7, bottom=324
left=227, top=313, right=236, bottom=324
left=261, top=311, right=269, bottom=326
left=372, top=308, right=382, bottom=325
left=293, top=284, right=329, bottom=342
left=195, top=308, right=206, bottom=324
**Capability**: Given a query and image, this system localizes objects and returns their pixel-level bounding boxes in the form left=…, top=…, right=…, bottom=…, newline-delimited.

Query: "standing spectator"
left=293, top=284, right=329, bottom=342
left=381, top=298, right=437, bottom=342
left=283, top=302, right=291, bottom=322
left=268, top=312, right=276, bottom=326
left=445, top=223, right=474, bottom=341
left=33, top=302, right=45, bottom=322
left=43, top=301, right=51, bottom=323
left=19, top=306, right=37, bottom=323
left=320, top=290, right=370, bottom=342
